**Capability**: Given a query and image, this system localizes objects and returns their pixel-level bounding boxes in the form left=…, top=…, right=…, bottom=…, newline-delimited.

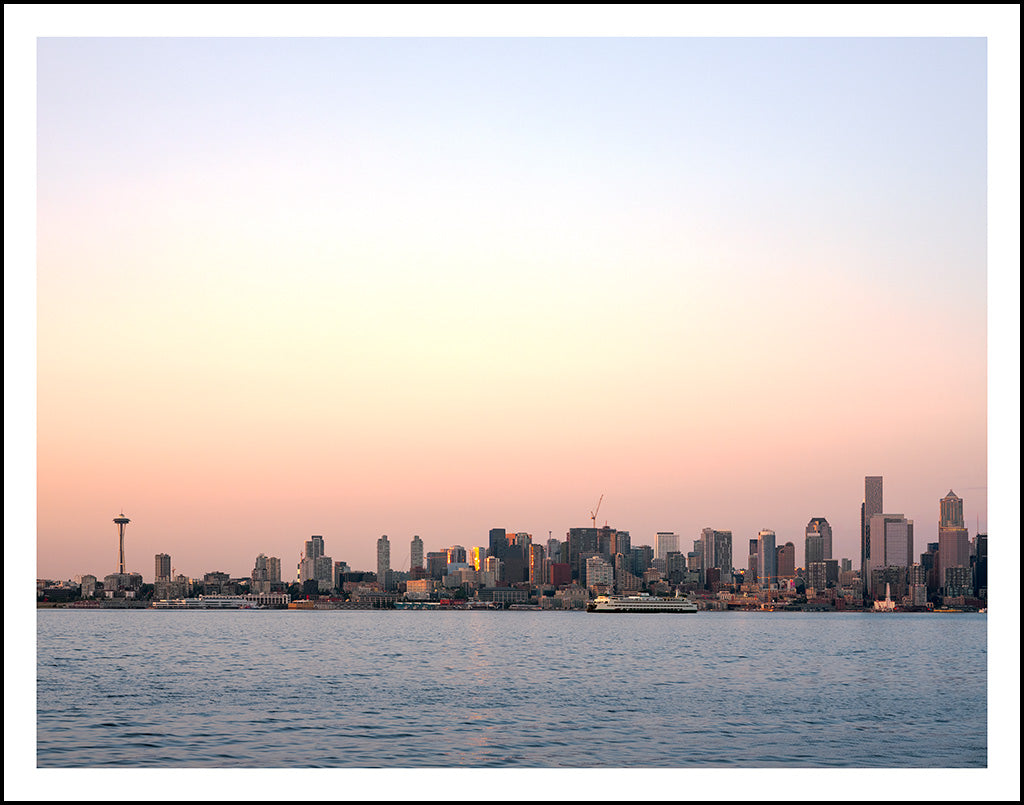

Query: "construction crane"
left=590, top=494, right=603, bottom=529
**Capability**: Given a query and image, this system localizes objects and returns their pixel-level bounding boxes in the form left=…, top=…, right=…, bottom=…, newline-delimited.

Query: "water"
left=36, top=610, right=986, bottom=768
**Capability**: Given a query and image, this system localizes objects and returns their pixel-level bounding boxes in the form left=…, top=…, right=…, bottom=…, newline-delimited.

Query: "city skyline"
left=30, top=35, right=993, bottom=580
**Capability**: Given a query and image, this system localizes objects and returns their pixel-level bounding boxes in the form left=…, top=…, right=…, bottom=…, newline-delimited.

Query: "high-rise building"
left=585, top=555, right=614, bottom=590
left=861, top=476, right=883, bottom=596
left=868, top=514, right=914, bottom=579
left=488, top=528, right=506, bottom=557
left=805, top=529, right=825, bottom=567
left=776, top=542, right=795, bottom=581
left=806, top=517, right=832, bottom=563
left=701, top=528, right=733, bottom=585
left=655, top=532, right=680, bottom=561
left=426, top=551, right=448, bottom=580
left=528, top=543, right=545, bottom=585
left=971, top=533, right=987, bottom=600
left=937, top=490, right=970, bottom=588
left=470, top=546, right=487, bottom=572
left=155, top=553, right=171, bottom=582
left=298, top=537, right=333, bottom=591
left=757, top=530, right=777, bottom=588
left=377, top=535, right=391, bottom=590
left=410, top=535, right=424, bottom=572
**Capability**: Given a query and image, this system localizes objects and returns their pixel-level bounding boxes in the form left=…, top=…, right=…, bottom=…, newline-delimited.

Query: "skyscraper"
left=937, top=490, right=970, bottom=589
left=776, top=541, right=795, bottom=581
left=700, top=528, right=733, bottom=584
left=656, top=532, right=680, bottom=561
left=154, top=553, right=171, bottom=582
left=410, top=535, right=424, bottom=572
left=861, top=476, right=883, bottom=597
left=757, top=530, right=777, bottom=589
left=377, top=535, right=391, bottom=589
left=806, top=517, right=832, bottom=562
left=868, top=514, right=914, bottom=576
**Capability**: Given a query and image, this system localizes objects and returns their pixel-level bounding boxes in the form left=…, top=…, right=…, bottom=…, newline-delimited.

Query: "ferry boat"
left=587, top=593, right=698, bottom=613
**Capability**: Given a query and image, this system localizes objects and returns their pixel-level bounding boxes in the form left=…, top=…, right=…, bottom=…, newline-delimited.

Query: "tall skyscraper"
left=154, top=553, right=171, bottom=582
left=488, top=527, right=506, bottom=557
left=305, top=535, right=325, bottom=560
left=656, top=532, right=680, bottom=561
left=377, top=535, right=391, bottom=589
left=299, top=536, right=333, bottom=591
left=937, top=490, right=970, bottom=588
left=868, top=514, right=914, bottom=575
left=776, top=542, right=795, bottom=581
left=113, top=512, right=131, bottom=574
left=861, top=477, right=883, bottom=597
left=410, top=535, right=424, bottom=571
left=806, top=517, right=832, bottom=562
left=757, top=530, right=777, bottom=589
left=701, top=528, right=733, bottom=584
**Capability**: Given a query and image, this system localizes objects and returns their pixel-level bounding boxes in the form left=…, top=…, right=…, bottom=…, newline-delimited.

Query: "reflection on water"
left=37, top=610, right=986, bottom=767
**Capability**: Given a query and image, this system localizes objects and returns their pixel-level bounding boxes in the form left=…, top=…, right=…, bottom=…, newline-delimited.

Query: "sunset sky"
left=26, top=32, right=1002, bottom=581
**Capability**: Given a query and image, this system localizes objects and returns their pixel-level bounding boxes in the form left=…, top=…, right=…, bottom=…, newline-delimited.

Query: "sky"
left=30, top=34, right=997, bottom=580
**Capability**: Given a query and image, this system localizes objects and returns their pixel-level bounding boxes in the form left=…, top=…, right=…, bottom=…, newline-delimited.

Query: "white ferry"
left=587, top=593, right=698, bottom=613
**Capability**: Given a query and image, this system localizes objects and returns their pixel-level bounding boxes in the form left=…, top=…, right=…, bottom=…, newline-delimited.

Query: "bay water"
left=36, top=609, right=986, bottom=768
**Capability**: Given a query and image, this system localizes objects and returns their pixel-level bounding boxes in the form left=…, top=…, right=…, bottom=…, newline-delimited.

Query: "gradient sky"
left=34, top=36, right=992, bottom=580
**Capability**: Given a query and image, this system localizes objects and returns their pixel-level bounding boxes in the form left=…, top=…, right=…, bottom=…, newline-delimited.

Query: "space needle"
left=113, top=512, right=131, bottom=574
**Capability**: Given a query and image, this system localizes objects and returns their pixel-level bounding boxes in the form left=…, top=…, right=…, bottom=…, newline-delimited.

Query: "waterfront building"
left=377, top=535, right=392, bottom=590
left=868, top=514, right=914, bottom=580
left=252, top=553, right=273, bottom=594
left=937, top=491, right=970, bottom=589
left=410, top=535, right=424, bottom=572
left=655, top=532, right=680, bottom=561
left=861, top=476, right=883, bottom=597
left=80, top=574, right=97, bottom=598
left=406, top=578, right=435, bottom=600
left=103, top=572, right=143, bottom=598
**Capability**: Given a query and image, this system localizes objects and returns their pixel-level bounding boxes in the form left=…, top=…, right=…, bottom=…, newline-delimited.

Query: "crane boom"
left=590, top=494, right=604, bottom=528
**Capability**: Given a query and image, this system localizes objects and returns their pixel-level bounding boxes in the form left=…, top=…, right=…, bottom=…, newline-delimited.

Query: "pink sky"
left=26, top=35, right=1002, bottom=581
